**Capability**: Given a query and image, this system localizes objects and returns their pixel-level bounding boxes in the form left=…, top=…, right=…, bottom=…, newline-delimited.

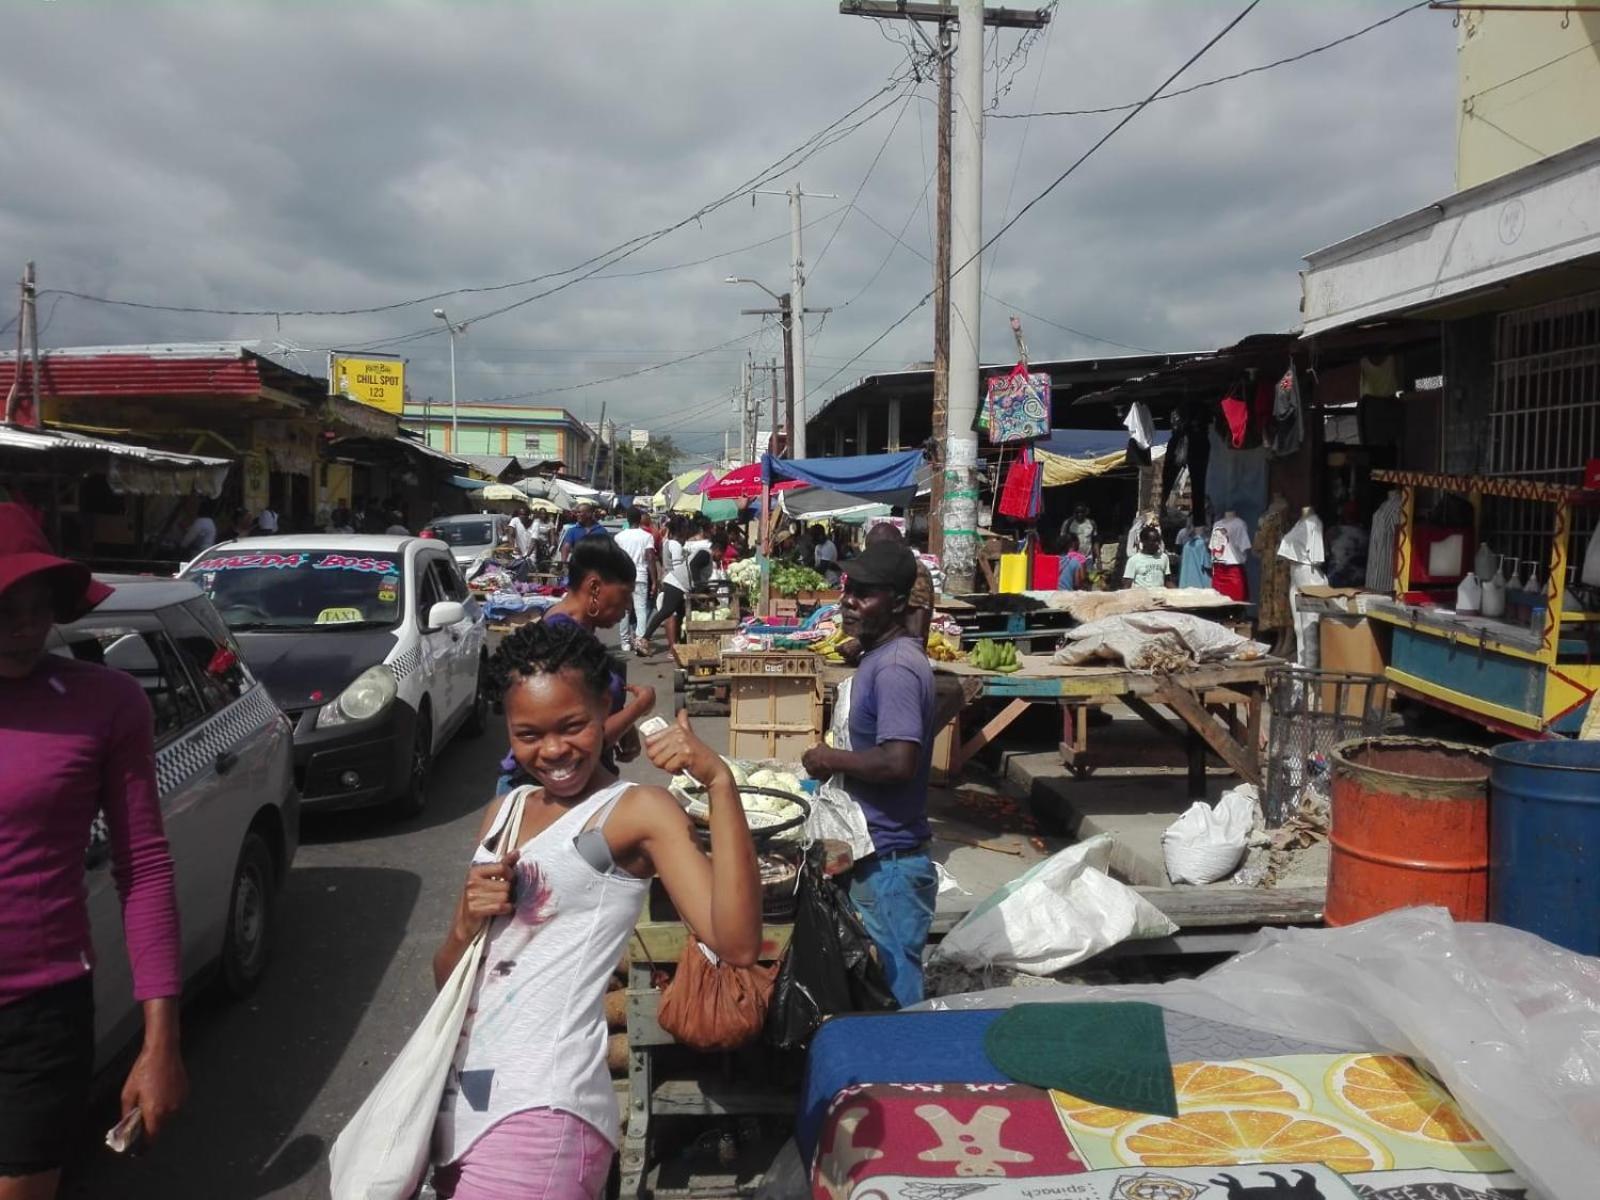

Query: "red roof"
left=0, top=352, right=269, bottom=400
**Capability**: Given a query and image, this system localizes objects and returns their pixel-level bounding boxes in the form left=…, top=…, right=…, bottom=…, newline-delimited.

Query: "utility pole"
left=751, top=184, right=836, bottom=460
left=741, top=354, right=755, bottom=464
left=4, top=262, right=39, bottom=427
left=838, top=1, right=1049, bottom=589
left=588, top=401, right=607, bottom=487
left=780, top=293, right=796, bottom=457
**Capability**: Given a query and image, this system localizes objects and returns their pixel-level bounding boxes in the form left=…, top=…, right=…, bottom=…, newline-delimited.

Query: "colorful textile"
left=1179, top=535, right=1213, bottom=590
left=1212, top=561, right=1248, bottom=601
left=1253, top=505, right=1292, bottom=631
left=984, top=1003, right=1176, bottom=1116
left=1221, top=387, right=1251, bottom=448
left=984, top=365, right=1052, bottom=444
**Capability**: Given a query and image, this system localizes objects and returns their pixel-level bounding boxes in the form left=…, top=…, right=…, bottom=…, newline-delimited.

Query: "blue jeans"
left=847, top=850, right=937, bottom=1007
left=619, top=580, right=651, bottom=646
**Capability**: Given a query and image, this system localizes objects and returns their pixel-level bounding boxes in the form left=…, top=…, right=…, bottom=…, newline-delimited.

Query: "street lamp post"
left=433, top=307, right=465, bottom=452
left=725, top=276, right=794, bottom=457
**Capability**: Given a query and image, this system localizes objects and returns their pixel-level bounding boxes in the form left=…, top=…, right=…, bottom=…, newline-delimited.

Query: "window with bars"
left=1483, top=289, right=1600, bottom=588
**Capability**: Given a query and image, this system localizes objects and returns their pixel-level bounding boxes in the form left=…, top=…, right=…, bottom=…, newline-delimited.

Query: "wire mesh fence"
left=1264, top=666, right=1391, bottom=826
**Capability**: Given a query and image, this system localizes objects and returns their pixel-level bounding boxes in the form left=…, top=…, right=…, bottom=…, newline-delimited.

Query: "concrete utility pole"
left=838, top=1, right=1048, bottom=588
left=742, top=354, right=756, bottom=464
left=588, top=400, right=607, bottom=487
left=3, top=262, right=38, bottom=427
left=752, top=184, right=836, bottom=460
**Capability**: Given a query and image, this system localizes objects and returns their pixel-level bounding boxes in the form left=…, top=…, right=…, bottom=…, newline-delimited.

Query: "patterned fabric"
left=984, top=368, right=1052, bottom=444
left=1366, top=491, right=1403, bottom=594
left=1253, top=506, right=1292, bottom=631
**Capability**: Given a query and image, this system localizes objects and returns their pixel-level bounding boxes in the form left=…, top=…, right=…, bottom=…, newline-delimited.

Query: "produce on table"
left=726, top=557, right=761, bottom=597
left=927, top=631, right=965, bottom=662
left=770, top=562, right=827, bottom=598
left=810, top=628, right=849, bottom=663
left=688, top=608, right=734, bottom=621
left=971, top=638, right=1021, bottom=672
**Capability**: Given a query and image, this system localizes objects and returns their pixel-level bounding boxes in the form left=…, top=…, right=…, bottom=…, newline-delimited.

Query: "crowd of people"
left=0, top=492, right=943, bottom=1200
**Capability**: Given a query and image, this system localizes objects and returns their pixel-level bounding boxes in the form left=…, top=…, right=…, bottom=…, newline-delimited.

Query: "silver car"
left=49, top=577, right=299, bottom=1065
left=425, top=512, right=513, bottom=575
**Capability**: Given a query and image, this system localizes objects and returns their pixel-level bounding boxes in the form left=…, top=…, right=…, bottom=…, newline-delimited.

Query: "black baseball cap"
left=845, top=541, right=917, bottom=594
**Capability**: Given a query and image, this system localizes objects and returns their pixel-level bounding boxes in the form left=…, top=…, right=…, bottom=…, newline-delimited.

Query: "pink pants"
left=433, top=1108, right=613, bottom=1200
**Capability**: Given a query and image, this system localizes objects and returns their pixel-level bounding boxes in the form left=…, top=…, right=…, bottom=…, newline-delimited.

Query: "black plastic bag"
left=765, top=846, right=897, bottom=1050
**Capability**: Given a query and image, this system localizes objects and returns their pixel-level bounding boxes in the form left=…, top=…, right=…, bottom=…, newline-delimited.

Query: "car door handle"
left=216, top=750, right=238, bottom=775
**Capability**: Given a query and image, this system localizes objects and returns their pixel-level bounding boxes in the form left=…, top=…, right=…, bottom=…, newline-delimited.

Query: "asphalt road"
left=62, top=645, right=678, bottom=1200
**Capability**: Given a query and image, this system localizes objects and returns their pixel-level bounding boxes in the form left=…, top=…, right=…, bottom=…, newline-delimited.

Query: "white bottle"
left=1481, top=563, right=1507, bottom=618
left=1457, top=571, right=1483, bottom=615
left=1526, top=562, right=1542, bottom=597
left=1474, top=542, right=1497, bottom=582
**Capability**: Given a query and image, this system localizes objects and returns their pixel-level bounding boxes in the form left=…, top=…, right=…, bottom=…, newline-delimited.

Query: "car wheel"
left=462, top=661, right=490, bottom=739
left=219, top=832, right=275, bottom=998
left=391, top=706, right=432, bottom=819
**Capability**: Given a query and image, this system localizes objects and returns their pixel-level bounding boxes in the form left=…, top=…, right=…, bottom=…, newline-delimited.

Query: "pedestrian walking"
left=430, top=620, right=761, bottom=1199
left=0, top=504, right=188, bottom=1197
left=637, top=515, right=691, bottom=656
left=611, top=507, right=657, bottom=655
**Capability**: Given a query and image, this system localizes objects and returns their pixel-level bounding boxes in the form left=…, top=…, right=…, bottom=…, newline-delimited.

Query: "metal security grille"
left=1485, top=289, right=1600, bottom=585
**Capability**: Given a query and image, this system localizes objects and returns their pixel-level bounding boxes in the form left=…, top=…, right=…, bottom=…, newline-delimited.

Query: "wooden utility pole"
left=840, top=1, right=1049, bottom=583
left=779, top=293, right=795, bottom=458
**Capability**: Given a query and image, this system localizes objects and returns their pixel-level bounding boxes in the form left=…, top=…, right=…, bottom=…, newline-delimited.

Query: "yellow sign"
left=332, top=356, right=406, bottom=415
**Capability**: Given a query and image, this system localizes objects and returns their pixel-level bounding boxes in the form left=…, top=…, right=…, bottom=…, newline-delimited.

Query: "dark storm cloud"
left=0, top=1, right=1454, bottom=460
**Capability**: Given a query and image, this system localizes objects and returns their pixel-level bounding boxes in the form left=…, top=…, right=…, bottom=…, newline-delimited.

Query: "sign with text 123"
left=331, top=356, right=406, bottom=415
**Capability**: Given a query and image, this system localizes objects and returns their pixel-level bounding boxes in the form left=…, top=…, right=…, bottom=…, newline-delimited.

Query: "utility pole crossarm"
left=839, top=0, right=1051, bottom=27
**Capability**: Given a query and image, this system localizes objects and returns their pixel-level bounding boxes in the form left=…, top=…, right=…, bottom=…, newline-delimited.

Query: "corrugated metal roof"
left=0, top=340, right=338, bottom=404
left=460, top=454, right=515, bottom=477
left=0, top=425, right=231, bottom=467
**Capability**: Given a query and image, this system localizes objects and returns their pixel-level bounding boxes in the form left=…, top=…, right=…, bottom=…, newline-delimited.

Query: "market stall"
left=1361, top=468, right=1600, bottom=737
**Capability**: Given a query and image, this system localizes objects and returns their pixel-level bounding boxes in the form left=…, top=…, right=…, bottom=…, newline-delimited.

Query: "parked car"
left=426, top=512, right=512, bottom=575
left=48, top=577, right=299, bottom=1067
left=182, top=535, right=488, bottom=816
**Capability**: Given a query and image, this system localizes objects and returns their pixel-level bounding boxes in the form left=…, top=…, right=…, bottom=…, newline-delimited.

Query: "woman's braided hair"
left=487, top=617, right=616, bottom=703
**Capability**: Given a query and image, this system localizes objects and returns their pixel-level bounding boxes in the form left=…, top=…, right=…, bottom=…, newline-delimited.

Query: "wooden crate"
left=728, top=653, right=823, bottom=761
left=769, top=599, right=800, bottom=618
left=682, top=619, right=739, bottom=650
left=723, top=650, right=820, bottom=677
left=671, top=642, right=721, bottom=672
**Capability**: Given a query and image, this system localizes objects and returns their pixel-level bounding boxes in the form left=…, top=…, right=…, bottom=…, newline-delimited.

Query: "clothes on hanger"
left=1365, top=491, right=1404, bottom=593
left=1160, top=401, right=1212, bottom=519
left=1122, top=401, right=1155, bottom=466
left=1359, top=355, right=1401, bottom=399
left=1270, top=361, right=1305, bottom=457
left=1219, top=386, right=1251, bottom=449
left=1179, top=528, right=1213, bottom=590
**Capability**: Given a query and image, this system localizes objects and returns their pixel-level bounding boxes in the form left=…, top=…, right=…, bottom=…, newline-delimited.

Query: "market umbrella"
left=706, top=462, right=804, bottom=501
left=523, top=497, right=561, bottom=514
left=476, top=483, right=526, bottom=502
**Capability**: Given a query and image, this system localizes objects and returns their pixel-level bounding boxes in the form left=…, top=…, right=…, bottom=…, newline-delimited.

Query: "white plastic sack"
left=329, top=789, right=527, bottom=1200
left=1162, top=784, right=1257, bottom=885
left=805, top=677, right=876, bottom=863
left=1582, top=522, right=1600, bottom=587
left=931, top=835, right=1177, bottom=976
left=1053, top=610, right=1267, bottom=670
left=916, top=908, right=1600, bottom=1200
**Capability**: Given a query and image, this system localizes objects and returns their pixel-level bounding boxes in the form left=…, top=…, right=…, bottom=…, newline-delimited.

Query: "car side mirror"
left=426, top=600, right=465, bottom=630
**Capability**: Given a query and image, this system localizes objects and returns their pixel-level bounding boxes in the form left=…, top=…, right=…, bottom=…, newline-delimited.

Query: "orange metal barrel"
left=1326, top=737, right=1492, bottom=925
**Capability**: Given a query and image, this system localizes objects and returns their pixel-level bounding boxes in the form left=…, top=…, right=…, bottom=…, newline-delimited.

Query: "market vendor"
left=802, top=540, right=936, bottom=1006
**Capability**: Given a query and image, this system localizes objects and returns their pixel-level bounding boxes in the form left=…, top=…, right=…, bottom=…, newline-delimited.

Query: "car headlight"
left=316, top=665, right=398, bottom=729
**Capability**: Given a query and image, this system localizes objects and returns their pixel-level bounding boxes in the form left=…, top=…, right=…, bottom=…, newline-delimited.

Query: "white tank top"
left=433, top=781, right=649, bottom=1163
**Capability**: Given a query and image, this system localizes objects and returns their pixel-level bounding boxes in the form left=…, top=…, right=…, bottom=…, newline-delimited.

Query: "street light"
left=725, top=275, right=783, bottom=305
left=433, top=307, right=465, bottom=452
left=725, top=277, right=794, bottom=459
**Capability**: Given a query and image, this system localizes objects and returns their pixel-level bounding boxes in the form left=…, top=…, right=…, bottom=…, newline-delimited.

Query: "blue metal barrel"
left=1489, top=740, right=1600, bottom=954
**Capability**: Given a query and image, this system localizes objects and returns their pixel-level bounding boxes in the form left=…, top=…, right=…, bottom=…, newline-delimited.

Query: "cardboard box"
left=1319, top=614, right=1387, bottom=718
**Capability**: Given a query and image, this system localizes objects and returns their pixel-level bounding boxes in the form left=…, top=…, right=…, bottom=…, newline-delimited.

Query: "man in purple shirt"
left=802, top=541, right=936, bottom=1005
left=0, top=505, right=187, bottom=1193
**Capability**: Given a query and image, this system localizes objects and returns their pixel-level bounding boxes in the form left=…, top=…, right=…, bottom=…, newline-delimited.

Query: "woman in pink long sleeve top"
left=0, top=504, right=187, bottom=1197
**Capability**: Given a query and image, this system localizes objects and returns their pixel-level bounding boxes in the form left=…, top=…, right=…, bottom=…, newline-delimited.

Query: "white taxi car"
left=183, top=535, right=488, bottom=816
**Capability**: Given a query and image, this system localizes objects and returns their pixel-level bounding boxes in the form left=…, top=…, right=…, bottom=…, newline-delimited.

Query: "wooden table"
left=933, top=656, right=1278, bottom=799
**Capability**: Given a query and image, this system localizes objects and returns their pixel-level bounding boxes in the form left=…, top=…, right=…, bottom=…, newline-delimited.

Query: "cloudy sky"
left=1, top=1, right=1456, bottom=464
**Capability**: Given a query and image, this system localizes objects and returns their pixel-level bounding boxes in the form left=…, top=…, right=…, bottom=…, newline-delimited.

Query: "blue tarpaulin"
left=762, top=449, right=924, bottom=496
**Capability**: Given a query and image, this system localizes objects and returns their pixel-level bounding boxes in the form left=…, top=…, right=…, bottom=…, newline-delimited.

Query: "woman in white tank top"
left=429, top=620, right=762, bottom=1200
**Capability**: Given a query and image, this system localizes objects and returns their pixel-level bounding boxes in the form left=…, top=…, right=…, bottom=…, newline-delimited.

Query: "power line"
left=992, top=1, right=1428, bottom=120
left=811, top=80, right=921, bottom=275
left=805, top=0, right=1262, bottom=404
left=35, top=67, right=920, bottom=326
left=470, top=331, right=763, bottom=405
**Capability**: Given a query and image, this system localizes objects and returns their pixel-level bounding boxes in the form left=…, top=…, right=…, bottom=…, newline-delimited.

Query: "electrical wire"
left=35, top=67, right=921, bottom=325
left=805, top=0, right=1262, bottom=404
left=811, top=79, right=921, bottom=275
left=985, top=9, right=1057, bottom=293
left=992, top=0, right=1428, bottom=120
left=469, top=330, right=764, bottom=406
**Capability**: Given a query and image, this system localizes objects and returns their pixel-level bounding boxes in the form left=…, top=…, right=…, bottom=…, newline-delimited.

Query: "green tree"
left=613, top=437, right=682, bottom=495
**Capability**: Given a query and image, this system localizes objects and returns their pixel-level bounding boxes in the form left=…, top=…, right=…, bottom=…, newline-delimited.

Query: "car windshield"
left=185, top=550, right=405, bottom=630
left=428, top=520, right=496, bottom=548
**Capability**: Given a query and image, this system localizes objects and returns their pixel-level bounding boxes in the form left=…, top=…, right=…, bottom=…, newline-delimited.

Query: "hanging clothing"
left=1365, top=491, right=1403, bottom=594
left=435, top=782, right=649, bottom=1165
left=1123, top=402, right=1155, bottom=465
left=1220, top=387, right=1251, bottom=449
left=1211, top=562, right=1248, bottom=602
left=1252, top=504, right=1292, bottom=632
left=1160, top=401, right=1212, bottom=519
left=1289, top=562, right=1328, bottom=670
left=1359, top=355, right=1401, bottom=399
left=1270, top=362, right=1305, bottom=458
left=1178, top=533, right=1213, bottom=590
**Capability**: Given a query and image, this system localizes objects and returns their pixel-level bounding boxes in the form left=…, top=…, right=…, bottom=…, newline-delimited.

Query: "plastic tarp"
left=762, top=449, right=924, bottom=497
left=1035, top=427, right=1169, bottom=489
left=778, top=488, right=897, bottom=521
left=706, top=463, right=806, bottom=501
left=913, top=908, right=1600, bottom=1200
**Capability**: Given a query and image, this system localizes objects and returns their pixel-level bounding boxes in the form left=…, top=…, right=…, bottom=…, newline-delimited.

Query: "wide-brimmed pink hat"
left=0, top=503, right=113, bottom=620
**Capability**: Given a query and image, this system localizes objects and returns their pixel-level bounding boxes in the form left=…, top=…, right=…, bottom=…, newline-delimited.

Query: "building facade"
left=403, top=402, right=593, bottom=476
left=1455, top=2, right=1600, bottom=190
